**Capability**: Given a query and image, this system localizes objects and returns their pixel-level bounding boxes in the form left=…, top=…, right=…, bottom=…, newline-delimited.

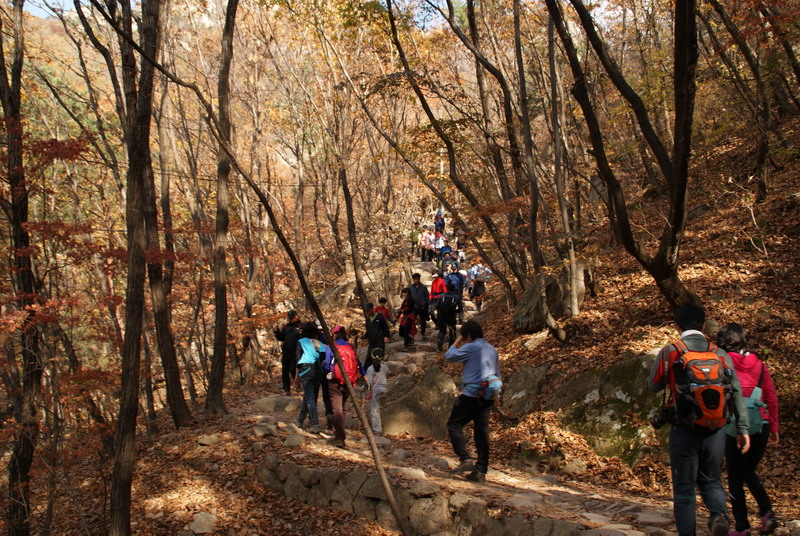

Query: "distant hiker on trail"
left=274, top=309, right=301, bottom=396
left=434, top=211, right=445, bottom=233
left=468, top=260, right=492, bottom=312
left=430, top=272, right=446, bottom=304
left=432, top=282, right=462, bottom=351
left=294, top=322, right=326, bottom=434
left=375, top=297, right=395, bottom=325
left=409, top=223, right=421, bottom=257
left=439, top=238, right=453, bottom=266
left=397, top=288, right=417, bottom=348
left=444, top=321, right=501, bottom=484
left=362, top=302, right=390, bottom=370
left=716, top=323, right=779, bottom=536
left=442, top=251, right=459, bottom=272
left=422, top=227, right=436, bottom=262
left=409, top=273, right=430, bottom=339
left=324, top=326, right=365, bottom=448
left=445, top=264, right=467, bottom=323
left=366, top=349, right=388, bottom=436
left=648, top=304, right=750, bottom=536
left=434, top=232, right=445, bottom=259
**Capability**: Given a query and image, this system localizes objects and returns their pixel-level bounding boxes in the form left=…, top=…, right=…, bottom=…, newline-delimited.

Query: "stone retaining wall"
left=256, top=456, right=586, bottom=536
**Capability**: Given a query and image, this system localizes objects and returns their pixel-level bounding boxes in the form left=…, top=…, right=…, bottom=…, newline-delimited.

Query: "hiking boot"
left=729, top=530, right=751, bottom=536
left=711, top=516, right=730, bottom=536
left=310, top=425, right=321, bottom=434
left=465, top=470, right=486, bottom=483
left=450, top=459, right=474, bottom=474
left=437, top=341, right=443, bottom=351
left=328, top=438, right=346, bottom=448
left=759, top=512, right=777, bottom=535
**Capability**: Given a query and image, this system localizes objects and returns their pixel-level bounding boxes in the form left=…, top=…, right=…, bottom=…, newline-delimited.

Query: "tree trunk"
left=206, top=0, right=239, bottom=414
left=339, top=164, right=369, bottom=306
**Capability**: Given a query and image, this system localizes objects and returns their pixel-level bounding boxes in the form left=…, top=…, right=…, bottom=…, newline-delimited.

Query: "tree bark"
left=206, top=0, right=239, bottom=415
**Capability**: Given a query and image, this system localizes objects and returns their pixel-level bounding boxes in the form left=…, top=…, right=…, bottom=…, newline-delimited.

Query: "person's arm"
left=648, top=347, right=669, bottom=393
left=445, top=338, right=472, bottom=362
left=723, top=352, right=750, bottom=452
left=761, top=363, right=780, bottom=443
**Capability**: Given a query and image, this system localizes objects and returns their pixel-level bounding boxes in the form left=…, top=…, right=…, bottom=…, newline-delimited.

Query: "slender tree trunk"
left=206, top=0, right=239, bottom=414
left=339, top=164, right=369, bottom=306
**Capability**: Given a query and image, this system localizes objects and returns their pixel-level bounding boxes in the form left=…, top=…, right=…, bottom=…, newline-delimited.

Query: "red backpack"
left=667, top=340, right=733, bottom=431
left=332, top=342, right=360, bottom=385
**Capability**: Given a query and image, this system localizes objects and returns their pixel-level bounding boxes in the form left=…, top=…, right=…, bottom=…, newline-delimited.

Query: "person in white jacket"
left=366, top=348, right=388, bottom=436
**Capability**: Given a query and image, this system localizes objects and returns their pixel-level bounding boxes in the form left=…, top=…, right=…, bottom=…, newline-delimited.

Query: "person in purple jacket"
left=716, top=323, right=780, bottom=536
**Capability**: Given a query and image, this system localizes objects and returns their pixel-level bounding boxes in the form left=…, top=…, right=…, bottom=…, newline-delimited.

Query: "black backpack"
left=438, top=295, right=459, bottom=319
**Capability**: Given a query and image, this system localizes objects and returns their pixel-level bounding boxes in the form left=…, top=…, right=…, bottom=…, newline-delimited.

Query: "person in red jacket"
left=716, top=323, right=779, bottom=536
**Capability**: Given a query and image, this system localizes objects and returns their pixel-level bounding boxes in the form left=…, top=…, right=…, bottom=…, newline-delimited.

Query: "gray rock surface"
left=502, top=364, right=548, bottom=415
left=409, top=494, right=450, bottom=535
left=283, top=434, right=305, bottom=448
left=197, top=434, right=223, bottom=447
left=381, top=366, right=457, bottom=439
left=188, top=512, right=217, bottom=534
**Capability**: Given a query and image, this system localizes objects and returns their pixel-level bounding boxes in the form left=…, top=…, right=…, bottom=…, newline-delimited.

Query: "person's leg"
left=448, top=323, right=457, bottom=347
left=368, top=391, right=383, bottom=435
left=697, top=429, right=728, bottom=530
left=669, top=426, right=701, bottom=536
left=473, top=399, right=493, bottom=474
left=726, top=434, right=750, bottom=531
left=320, top=376, right=333, bottom=427
left=437, top=324, right=446, bottom=351
left=741, top=428, right=772, bottom=517
left=329, top=382, right=346, bottom=441
left=281, top=352, right=293, bottom=395
left=302, top=374, right=319, bottom=428
left=447, top=395, right=477, bottom=463
left=365, top=345, right=374, bottom=371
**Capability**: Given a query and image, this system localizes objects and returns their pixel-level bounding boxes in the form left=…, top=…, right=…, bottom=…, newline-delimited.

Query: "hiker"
left=716, top=323, right=779, bottom=536
left=409, top=223, right=421, bottom=257
left=434, top=232, right=445, bottom=260
left=409, top=272, right=430, bottom=338
left=648, top=304, right=750, bottom=536
left=324, top=326, right=365, bottom=447
left=294, top=322, right=326, bottom=433
left=444, top=321, right=501, bottom=484
left=468, top=260, right=491, bottom=312
left=363, top=302, right=390, bottom=370
left=444, top=264, right=467, bottom=323
left=422, top=227, right=436, bottom=262
left=439, top=238, right=453, bottom=264
left=442, top=251, right=459, bottom=272
left=397, top=288, right=417, bottom=348
left=366, top=348, right=388, bottom=436
left=432, top=282, right=462, bottom=351
left=434, top=211, right=445, bottom=233
left=273, top=309, right=302, bottom=395
left=374, top=297, right=395, bottom=325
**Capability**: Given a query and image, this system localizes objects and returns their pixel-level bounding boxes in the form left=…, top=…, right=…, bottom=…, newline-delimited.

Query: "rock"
left=284, top=474, right=308, bottom=501
left=375, top=501, right=399, bottom=531
left=226, top=528, right=238, bottom=536
left=381, top=366, right=457, bottom=439
left=253, top=395, right=289, bottom=412
left=276, top=462, right=299, bottom=482
left=448, top=492, right=472, bottom=510
left=259, top=415, right=278, bottom=425
left=345, top=470, right=370, bottom=496
left=197, top=434, right=223, bottom=447
left=283, top=434, right=305, bottom=448
left=353, top=496, right=377, bottom=520
left=252, top=442, right=268, bottom=452
left=530, top=474, right=560, bottom=485
left=562, top=458, right=588, bottom=475
left=307, top=484, right=330, bottom=507
left=505, top=514, right=534, bottom=536
left=409, top=480, right=440, bottom=497
left=502, top=365, right=548, bottom=415
left=285, top=422, right=304, bottom=435
left=176, top=531, right=194, bottom=536
left=461, top=499, right=489, bottom=527
left=635, top=513, right=672, bottom=526
left=420, top=456, right=452, bottom=471
left=483, top=517, right=506, bottom=536
left=583, top=513, right=612, bottom=524
left=504, top=492, right=543, bottom=509
left=331, top=483, right=354, bottom=513
left=513, top=271, right=580, bottom=332
left=642, top=528, right=672, bottom=536
left=259, top=455, right=280, bottom=470
left=359, top=474, right=390, bottom=500
left=534, top=518, right=582, bottom=536
left=524, top=330, right=550, bottom=351
left=785, top=520, right=800, bottom=536
left=298, top=466, right=322, bottom=487
left=188, top=512, right=217, bottom=534
left=390, top=466, right=427, bottom=480
left=319, top=469, right=341, bottom=500
left=389, top=448, right=409, bottom=463
left=361, top=435, right=391, bottom=447
left=409, top=494, right=450, bottom=535
left=251, top=426, right=272, bottom=438
left=386, top=361, right=410, bottom=377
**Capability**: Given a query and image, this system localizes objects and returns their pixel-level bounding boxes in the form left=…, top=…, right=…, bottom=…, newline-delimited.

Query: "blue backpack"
left=726, top=364, right=765, bottom=437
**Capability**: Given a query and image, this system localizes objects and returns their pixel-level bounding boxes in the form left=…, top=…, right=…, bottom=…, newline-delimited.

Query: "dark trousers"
left=438, top=320, right=457, bottom=348
left=320, top=379, right=333, bottom=424
left=447, top=394, right=493, bottom=474
left=298, top=372, right=320, bottom=427
left=417, top=308, right=429, bottom=336
left=328, top=381, right=350, bottom=441
left=726, top=424, right=772, bottom=531
left=281, top=352, right=296, bottom=394
left=669, top=425, right=727, bottom=536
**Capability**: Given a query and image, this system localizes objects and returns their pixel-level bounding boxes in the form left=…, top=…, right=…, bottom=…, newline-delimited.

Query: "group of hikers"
left=273, top=210, right=780, bottom=532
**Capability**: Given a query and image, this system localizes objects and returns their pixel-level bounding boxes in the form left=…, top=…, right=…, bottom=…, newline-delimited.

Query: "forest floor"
left=24, top=121, right=800, bottom=535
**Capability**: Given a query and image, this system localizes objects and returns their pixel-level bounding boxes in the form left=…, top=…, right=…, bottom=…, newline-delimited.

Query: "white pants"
left=368, top=390, right=386, bottom=435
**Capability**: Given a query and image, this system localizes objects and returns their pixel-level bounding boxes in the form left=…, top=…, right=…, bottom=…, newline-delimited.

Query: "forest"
left=1, top=0, right=799, bottom=534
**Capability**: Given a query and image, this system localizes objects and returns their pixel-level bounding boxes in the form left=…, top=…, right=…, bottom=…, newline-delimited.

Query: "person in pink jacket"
left=716, top=323, right=779, bottom=536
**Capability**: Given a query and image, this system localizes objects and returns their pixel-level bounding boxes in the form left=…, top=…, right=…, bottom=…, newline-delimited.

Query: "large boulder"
left=381, top=366, right=458, bottom=439
left=545, top=349, right=664, bottom=463
left=502, top=365, right=548, bottom=415
left=512, top=267, right=585, bottom=333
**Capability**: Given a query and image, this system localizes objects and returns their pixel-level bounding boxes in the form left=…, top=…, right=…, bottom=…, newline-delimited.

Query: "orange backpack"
left=667, top=340, right=733, bottom=431
left=332, top=342, right=360, bottom=385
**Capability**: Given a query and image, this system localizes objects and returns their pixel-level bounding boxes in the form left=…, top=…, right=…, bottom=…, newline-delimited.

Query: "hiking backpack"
left=332, top=342, right=360, bottom=385
left=667, top=340, right=733, bottom=431
left=465, top=374, right=503, bottom=400
left=438, top=295, right=459, bottom=319
left=725, top=362, right=765, bottom=437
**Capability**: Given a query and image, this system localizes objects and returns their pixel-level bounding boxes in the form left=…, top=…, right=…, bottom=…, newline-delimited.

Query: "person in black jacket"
left=409, top=273, right=430, bottom=338
left=274, top=310, right=301, bottom=395
left=362, top=302, right=389, bottom=370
